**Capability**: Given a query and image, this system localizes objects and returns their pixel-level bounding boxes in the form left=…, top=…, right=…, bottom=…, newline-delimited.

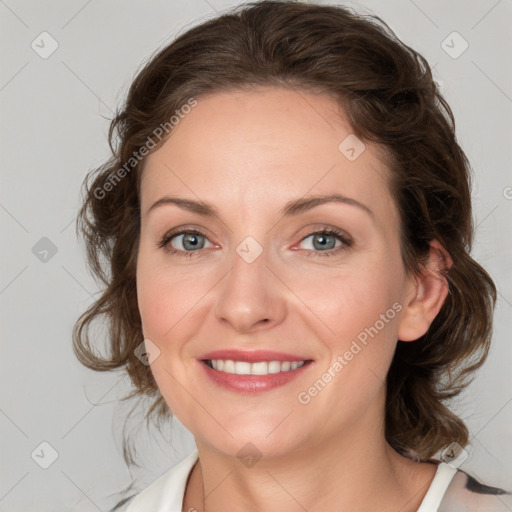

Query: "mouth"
left=198, top=350, right=314, bottom=393
left=202, top=359, right=313, bottom=375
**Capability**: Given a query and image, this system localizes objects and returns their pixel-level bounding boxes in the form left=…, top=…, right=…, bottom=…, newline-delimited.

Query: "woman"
left=73, top=1, right=510, bottom=510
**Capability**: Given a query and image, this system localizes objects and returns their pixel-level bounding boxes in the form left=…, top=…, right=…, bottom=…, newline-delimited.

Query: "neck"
left=182, top=396, right=437, bottom=512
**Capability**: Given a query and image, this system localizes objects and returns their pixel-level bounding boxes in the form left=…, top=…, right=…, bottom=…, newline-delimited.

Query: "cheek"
left=136, top=269, right=169, bottom=338
left=287, top=254, right=406, bottom=397
left=293, top=268, right=404, bottom=419
left=136, top=252, right=207, bottom=340
left=135, top=258, right=204, bottom=420
left=292, top=256, right=404, bottom=339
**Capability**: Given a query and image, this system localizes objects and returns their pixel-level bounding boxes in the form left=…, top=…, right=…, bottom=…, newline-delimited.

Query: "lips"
left=198, top=349, right=314, bottom=393
left=200, top=349, right=311, bottom=363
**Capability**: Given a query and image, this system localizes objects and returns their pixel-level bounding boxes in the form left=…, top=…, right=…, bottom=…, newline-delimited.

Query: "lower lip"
left=199, top=360, right=313, bottom=393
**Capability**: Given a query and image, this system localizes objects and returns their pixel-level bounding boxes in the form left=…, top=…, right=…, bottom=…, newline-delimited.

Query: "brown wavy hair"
left=73, top=0, right=497, bottom=507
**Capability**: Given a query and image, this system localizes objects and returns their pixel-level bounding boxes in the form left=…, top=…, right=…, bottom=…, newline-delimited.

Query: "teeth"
left=251, top=361, right=268, bottom=375
left=207, top=359, right=306, bottom=375
left=235, top=361, right=251, bottom=374
left=268, top=361, right=281, bottom=374
left=223, top=360, right=235, bottom=373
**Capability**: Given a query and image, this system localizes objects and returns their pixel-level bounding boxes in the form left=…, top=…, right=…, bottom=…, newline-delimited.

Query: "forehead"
left=140, top=87, right=396, bottom=224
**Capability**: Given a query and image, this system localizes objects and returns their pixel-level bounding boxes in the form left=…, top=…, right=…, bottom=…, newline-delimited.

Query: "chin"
left=194, top=423, right=303, bottom=462
left=213, top=438, right=297, bottom=463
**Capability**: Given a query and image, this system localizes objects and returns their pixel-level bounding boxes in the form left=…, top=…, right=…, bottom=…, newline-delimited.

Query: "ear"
left=397, top=240, right=453, bottom=342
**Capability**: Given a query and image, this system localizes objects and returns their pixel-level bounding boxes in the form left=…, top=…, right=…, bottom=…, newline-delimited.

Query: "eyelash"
left=156, top=227, right=353, bottom=259
left=298, top=228, right=353, bottom=257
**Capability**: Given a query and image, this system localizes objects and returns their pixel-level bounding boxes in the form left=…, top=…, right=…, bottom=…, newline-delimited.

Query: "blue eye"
left=297, top=229, right=352, bottom=257
left=157, top=227, right=352, bottom=258
left=158, top=230, right=214, bottom=257
left=300, top=232, right=340, bottom=251
left=173, top=232, right=206, bottom=251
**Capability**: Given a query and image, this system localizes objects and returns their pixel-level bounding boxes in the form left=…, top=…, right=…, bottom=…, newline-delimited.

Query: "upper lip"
left=200, top=349, right=312, bottom=363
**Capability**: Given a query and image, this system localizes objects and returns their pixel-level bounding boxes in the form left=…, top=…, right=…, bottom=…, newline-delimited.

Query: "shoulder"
left=123, top=470, right=173, bottom=512
left=106, top=470, right=175, bottom=512
left=438, top=468, right=511, bottom=512
left=123, top=449, right=199, bottom=512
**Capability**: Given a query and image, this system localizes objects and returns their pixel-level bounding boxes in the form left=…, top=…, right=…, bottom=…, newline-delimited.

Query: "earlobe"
left=397, top=240, right=452, bottom=342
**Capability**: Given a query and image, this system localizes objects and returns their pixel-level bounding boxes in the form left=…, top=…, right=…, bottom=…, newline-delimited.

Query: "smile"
left=199, top=350, right=314, bottom=393
left=205, top=359, right=307, bottom=375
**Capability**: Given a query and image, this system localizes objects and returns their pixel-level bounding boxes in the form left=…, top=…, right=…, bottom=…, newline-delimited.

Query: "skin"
left=136, top=86, right=452, bottom=512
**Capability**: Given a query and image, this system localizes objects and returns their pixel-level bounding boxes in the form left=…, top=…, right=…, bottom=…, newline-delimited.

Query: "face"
left=136, top=86, right=417, bottom=459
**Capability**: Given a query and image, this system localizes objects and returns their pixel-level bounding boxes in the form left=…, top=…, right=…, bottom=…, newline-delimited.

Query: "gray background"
left=1, top=0, right=511, bottom=510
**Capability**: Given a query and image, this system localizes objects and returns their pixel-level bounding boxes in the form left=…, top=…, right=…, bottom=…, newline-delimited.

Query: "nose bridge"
left=214, top=234, right=286, bottom=332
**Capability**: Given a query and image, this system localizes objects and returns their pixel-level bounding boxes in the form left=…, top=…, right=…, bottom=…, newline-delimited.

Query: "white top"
left=121, top=449, right=510, bottom=512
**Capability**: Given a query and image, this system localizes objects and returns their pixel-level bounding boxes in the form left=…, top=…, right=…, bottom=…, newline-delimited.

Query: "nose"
left=214, top=243, right=287, bottom=333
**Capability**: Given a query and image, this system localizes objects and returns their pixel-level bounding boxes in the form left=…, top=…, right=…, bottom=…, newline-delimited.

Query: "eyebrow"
left=146, top=193, right=374, bottom=220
